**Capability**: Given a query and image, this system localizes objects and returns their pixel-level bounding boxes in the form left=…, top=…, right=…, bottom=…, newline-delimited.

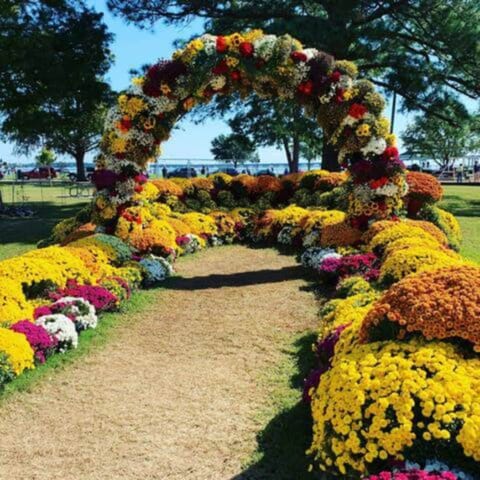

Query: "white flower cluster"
left=302, top=230, right=320, bottom=248
left=53, top=297, right=98, bottom=330
left=360, top=136, right=387, bottom=156
left=199, top=34, right=217, bottom=56
left=301, top=247, right=341, bottom=270
left=139, top=255, right=174, bottom=286
left=253, top=35, right=277, bottom=60
left=277, top=226, right=294, bottom=245
left=182, top=234, right=203, bottom=254
left=35, top=314, right=78, bottom=352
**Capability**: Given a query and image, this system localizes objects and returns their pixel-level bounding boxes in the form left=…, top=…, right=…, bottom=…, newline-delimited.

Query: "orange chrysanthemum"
left=151, top=179, right=184, bottom=197
left=360, top=265, right=480, bottom=350
left=320, top=220, right=362, bottom=247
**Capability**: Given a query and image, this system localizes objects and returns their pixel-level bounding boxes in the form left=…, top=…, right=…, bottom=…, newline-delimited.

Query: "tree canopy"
left=402, top=97, right=480, bottom=169
left=210, top=132, right=258, bottom=167
left=0, top=0, right=114, bottom=180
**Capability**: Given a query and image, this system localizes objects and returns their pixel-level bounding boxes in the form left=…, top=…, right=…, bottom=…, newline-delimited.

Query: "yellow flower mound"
left=0, top=278, right=33, bottom=325
left=301, top=210, right=346, bottom=233
left=180, top=212, right=218, bottom=237
left=320, top=292, right=379, bottom=338
left=437, top=207, right=462, bottom=245
left=0, top=328, right=35, bottom=375
left=379, top=246, right=465, bottom=283
left=271, top=205, right=309, bottom=228
left=0, top=246, right=94, bottom=292
left=66, top=245, right=116, bottom=279
left=369, top=223, right=438, bottom=254
left=133, top=182, right=159, bottom=203
left=309, top=339, right=480, bottom=476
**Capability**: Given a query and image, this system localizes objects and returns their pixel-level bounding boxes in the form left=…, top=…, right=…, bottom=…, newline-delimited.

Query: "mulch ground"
left=0, top=245, right=318, bottom=480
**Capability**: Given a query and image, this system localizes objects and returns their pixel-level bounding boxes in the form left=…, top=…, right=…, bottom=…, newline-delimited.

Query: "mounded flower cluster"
left=406, top=171, right=443, bottom=216
left=360, top=266, right=480, bottom=349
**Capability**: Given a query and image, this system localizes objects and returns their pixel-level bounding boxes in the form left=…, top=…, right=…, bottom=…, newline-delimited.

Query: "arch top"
left=94, top=30, right=406, bottom=227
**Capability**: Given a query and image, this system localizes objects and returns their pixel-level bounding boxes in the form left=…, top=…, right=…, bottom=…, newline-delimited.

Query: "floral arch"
left=92, top=30, right=406, bottom=230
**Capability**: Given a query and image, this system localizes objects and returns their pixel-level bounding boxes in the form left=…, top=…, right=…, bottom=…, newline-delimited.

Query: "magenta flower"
left=11, top=320, right=57, bottom=363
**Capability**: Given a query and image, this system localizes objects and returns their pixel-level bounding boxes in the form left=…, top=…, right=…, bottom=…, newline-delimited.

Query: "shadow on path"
left=164, top=265, right=306, bottom=290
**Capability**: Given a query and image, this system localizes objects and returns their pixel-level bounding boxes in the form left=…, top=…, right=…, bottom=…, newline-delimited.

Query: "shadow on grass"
left=0, top=201, right=86, bottom=247
left=233, top=333, right=319, bottom=480
left=440, top=195, right=480, bottom=217
left=163, top=265, right=306, bottom=290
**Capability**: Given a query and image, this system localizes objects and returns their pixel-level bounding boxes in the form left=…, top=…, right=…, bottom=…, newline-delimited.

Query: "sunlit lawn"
left=0, top=182, right=478, bottom=263
left=440, top=185, right=480, bottom=263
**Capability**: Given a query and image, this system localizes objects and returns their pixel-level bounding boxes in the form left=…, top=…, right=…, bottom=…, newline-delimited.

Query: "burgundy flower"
left=91, top=169, right=118, bottom=190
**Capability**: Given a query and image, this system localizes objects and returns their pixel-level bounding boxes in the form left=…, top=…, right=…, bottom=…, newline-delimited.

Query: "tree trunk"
left=291, top=135, right=300, bottom=173
left=282, top=137, right=294, bottom=173
left=322, top=142, right=341, bottom=172
left=74, top=148, right=87, bottom=181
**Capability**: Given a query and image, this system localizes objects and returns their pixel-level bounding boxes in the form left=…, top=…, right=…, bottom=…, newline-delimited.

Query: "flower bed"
left=0, top=28, right=478, bottom=480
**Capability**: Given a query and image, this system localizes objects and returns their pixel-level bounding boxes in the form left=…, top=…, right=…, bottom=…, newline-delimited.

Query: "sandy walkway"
left=0, top=246, right=318, bottom=480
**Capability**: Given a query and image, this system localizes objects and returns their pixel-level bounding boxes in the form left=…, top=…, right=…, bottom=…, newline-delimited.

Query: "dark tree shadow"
left=163, top=265, right=306, bottom=290
left=441, top=195, right=480, bottom=217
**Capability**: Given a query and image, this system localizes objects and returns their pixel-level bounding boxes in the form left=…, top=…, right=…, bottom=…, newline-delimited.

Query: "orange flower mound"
left=363, top=219, right=448, bottom=246
left=281, top=172, right=304, bottom=190
left=151, top=179, right=183, bottom=197
left=191, top=177, right=214, bottom=191
left=320, top=220, right=362, bottom=247
left=252, top=175, right=283, bottom=196
left=230, top=174, right=257, bottom=197
left=314, top=172, right=347, bottom=192
left=360, top=265, right=480, bottom=350
left=406, top=171, right=443, bottom=203
left=61, top=223, right=96, bottom=245
left=166, top=217, right=191, bottom=237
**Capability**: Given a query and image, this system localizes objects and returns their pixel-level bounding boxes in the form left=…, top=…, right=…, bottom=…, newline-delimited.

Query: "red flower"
left=291, top=51, right=307, bottom=62
left=369, top=177, right=389, bottom=189
left=134, top=174, right=148, bottom=184
left=212, top=59, right=229, bottom=75
left=134, top=184, right=144, bottom=193
left=298, top=80, right=313, bottom=95
left=216, top=36, right=228, bottom=53
left=119, top=116, right=132, bottom=132
left=334, top=88, right=345, bottom=103
left=239, top=42, right=254, bottom=57
left=230, top=70, right=241, bottom=81
left=348, top=103, right=368, bottom=119
left=330, top=70, right=341, bottom=82
left=382, top=146, right=400, bottom=161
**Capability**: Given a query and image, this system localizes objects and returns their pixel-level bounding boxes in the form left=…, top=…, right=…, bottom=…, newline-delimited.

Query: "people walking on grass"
left=455, top=163, right=464, bottom=183
left=474, top=161, right=480, bottom=183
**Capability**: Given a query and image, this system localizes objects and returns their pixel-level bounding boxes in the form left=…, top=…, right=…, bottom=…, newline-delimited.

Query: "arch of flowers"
left=1, top=30, right=478, bottom=480
left=93, top=30, right=406, bottom=229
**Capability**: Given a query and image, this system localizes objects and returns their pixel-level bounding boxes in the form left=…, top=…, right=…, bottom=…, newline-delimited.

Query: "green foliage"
left=211, top=132, right=259, bottom=165
left=35, top=148, right=56, bottom=167
left=402, top=97, right=480, bottom=168
left=0, top=1, right=114, bottom=180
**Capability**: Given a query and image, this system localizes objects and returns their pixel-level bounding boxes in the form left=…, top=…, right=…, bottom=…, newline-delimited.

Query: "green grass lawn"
left=440, top=185, right=480, bottom=263
left=0, top=183, right=89, bottom=260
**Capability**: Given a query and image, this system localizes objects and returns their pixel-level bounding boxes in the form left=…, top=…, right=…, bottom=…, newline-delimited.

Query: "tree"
left=402, top=97, right=480, bottom=169
left=0, top=1, right=114, bottom=181
left=225, top=97, right=324, bottom=173
left=35, top=148, right=56, bottom=168
left=210, top=133, right=258, bottom=167
left=108, top=0, right=480, bottom=169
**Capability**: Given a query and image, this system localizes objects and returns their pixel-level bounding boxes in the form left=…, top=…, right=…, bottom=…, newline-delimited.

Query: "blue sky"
left=0, top=0, right=418, bottom=165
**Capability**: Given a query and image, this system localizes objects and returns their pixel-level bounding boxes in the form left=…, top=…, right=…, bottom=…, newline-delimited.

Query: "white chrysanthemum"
left=277, top=226, right=294, bottom=245
left=360, top=136, right=387, bottom=156
left=301, top=247, right=341, bottom=269
left=374, top=183, right=399, bottom=197
left=253, top=35, right=277, bottom=60
left=200, top=34, right=217, bottom=55
left=52, top=297, right=98, bottom=330
left=302, top=230, right=320, bottom=248
left=301, top=48, right=319, bottom=61
left=36, top=314, right=78, bottom=351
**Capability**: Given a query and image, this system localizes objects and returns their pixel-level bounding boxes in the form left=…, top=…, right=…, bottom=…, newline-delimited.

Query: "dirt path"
left=0, top=246, right=318, bottom=480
